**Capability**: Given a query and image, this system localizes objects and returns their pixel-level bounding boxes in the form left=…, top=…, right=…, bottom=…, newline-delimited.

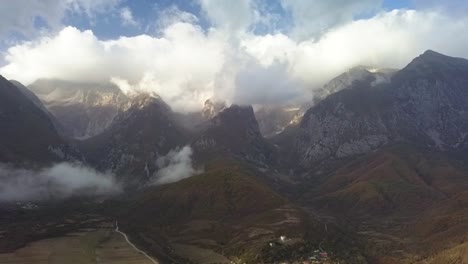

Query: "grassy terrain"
left=0, top=227, right=158, bottom=264
left=116, top=161, right=324, bottom=263
left=296, top=144, right=468, bottom=263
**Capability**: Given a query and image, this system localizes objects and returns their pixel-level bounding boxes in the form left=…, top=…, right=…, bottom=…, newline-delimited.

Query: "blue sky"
left=1, top=0, right=416, bottom=41
left=57, top=0, right=418, bottom=43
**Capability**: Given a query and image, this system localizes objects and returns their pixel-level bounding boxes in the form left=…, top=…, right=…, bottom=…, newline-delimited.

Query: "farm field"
left=0, top=226, right=157, bottom=264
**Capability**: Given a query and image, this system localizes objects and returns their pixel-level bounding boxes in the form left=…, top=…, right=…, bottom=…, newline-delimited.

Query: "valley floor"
left=0, top=224, right=158, bottom=264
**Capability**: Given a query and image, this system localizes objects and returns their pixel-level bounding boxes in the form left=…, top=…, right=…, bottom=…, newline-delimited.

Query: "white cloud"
left=234, top=62, right=304, bottom=105
left=2, top=6, right=468, bottom=112
left=281, top=0, right=384, bottom=40
left=0, top=24, right=225, bottom=112
left=0, top=162, right=121, bottom=201
left=242, top=9, right=468, bottom=88
left=152, top=5, right=199, bottom=32
left=119, top=7, right=138, bottom=27
left=198, top=0, right=255, bottom=34
left=150, top=146, right=198, bottom=185
left=413, top=0, right=468, bottom=16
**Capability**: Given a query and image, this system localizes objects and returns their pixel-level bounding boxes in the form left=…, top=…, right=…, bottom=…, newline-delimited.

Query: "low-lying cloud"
left=0, top=162, right=121, bottom=201
left=150, top=146, right=198, bottom=185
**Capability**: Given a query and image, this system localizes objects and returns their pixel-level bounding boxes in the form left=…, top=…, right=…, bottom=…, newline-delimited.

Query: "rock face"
left=290, top=50, right=468, bottom=168
left=201, top=99, right=226, bottom=119
left=28, top=79, right=131, bottom=139
left=193, top=105, right=276, bottom=166
left=255, top=106, right=303, bottom=137
left=256, top=67, right=394, bottom=138
left=0, top=76, right=78, bottom=165
left=314, top=66, right=395, bottom=101
left=80, top=94, right=189, bottom=185
left=10, top=80, right=66, bottom=136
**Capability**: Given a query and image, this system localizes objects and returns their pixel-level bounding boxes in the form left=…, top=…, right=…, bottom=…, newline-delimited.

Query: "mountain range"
left=0, top=50, right=467, bottom=263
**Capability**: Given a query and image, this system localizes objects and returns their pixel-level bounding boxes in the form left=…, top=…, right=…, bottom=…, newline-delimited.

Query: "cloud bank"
left=2, top=1, right=468, bottom=112
left=0, top=162, right=121, bottom=201
left=151, top=146, right=198, bottom=185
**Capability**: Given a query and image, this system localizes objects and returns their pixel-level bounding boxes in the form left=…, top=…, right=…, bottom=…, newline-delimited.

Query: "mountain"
left=314, top=66, right=395, bottom=102
left=202, top=99, right=226, bottom=119
left=0, top=76, right=78, bottom=165
left=255, top=66, right=395, bottom=139
left=303, top=145, right=468, bottom=216
left=255, top=105, right=304, bottom=137
left=80, top=94, right=190, bottom=185
left=287, top=50, right=468, bottom=169
left=192, top=105, right=276, bottom=167
left=294, top=145, right=468, bottom=263
left=116, top=162, right=324, bottom=263
left=276, top=50, right=468, bottom=263
left=28, top=79, right=131, bottom=139
left=10, top=80, right=66, bottom=136
left=173, top=99, right=226, bottom=133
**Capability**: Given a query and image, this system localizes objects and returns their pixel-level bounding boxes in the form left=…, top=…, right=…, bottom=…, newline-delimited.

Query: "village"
left=263, top=235, right=330, bottom=264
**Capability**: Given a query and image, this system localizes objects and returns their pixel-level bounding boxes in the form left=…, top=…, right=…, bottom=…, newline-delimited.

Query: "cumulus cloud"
left=0, top=24, right=225, bottom=112
left=2, top=2, right=468, bottom=112
left=234, top=62, right=305, bottom=105
left=0, top=162, right=121, bottom=201
left=242, top=9, right=468, bottom=88
left=150, top=146, right=198, bottom=185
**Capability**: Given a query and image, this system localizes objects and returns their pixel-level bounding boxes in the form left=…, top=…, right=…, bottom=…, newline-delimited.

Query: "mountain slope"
left=80, top=94, right=190, bottom=185
left=28, top=79, right=131, bottom=139
left=10, top=80, right=66, bottom=136
left=294, top=145, right=468, bottom=263
left=302, top=145, right=468, bottom=216
left=288, top=50, right=468, bottom=169
left=117, top=162, right=318, bottom=263
left=0, top=76, right=76, bottom=164
left=192, top=105, right=276, bottom=167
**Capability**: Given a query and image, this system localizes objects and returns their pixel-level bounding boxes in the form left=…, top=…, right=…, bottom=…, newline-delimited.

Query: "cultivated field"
left=0, top=227, right=157, bottom=264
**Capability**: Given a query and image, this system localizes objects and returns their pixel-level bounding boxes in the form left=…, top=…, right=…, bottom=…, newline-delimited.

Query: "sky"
left=1, top=0, right=468, bottom=112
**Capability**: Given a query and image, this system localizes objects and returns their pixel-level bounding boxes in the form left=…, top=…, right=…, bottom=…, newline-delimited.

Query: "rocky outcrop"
left=80, top=94, right=189, bottom=185
left=28, top=79, right=131, bottom=139
left=202, top=99, right=226, bottom=119
left=0, top=76, right=80, bottom=165
left=290, top=50, right=468, bottom=168
left=193, top=105, right=276, bottom=166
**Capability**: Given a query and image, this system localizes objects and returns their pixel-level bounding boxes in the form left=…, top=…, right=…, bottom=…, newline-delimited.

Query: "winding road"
left=114, top=221, right=159, bottom=264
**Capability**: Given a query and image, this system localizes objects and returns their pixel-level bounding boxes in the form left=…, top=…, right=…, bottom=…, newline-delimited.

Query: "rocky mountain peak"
left=202, top=99, right=226, bottom=119
left=26, top=79, right=132, bottom=139
left=401, top=50, right=468, bottom=77
left=128, top=93, right=168, bottom=111
left=80, top=93, right=189, bottom=185
left=420, top=49, right=449, bottom=59
left=283, top=50, right=468, bottom=169
left=314, top=65, right=395, bottom=102
left=193, top=104, right=275, bottom=166
left=211, top=105, right=259, bottom=132
left=0, top=76, right=80, bottom=164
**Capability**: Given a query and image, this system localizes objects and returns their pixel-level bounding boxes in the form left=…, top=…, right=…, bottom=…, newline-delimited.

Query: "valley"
left=0, top=222, right=158, bottom=264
